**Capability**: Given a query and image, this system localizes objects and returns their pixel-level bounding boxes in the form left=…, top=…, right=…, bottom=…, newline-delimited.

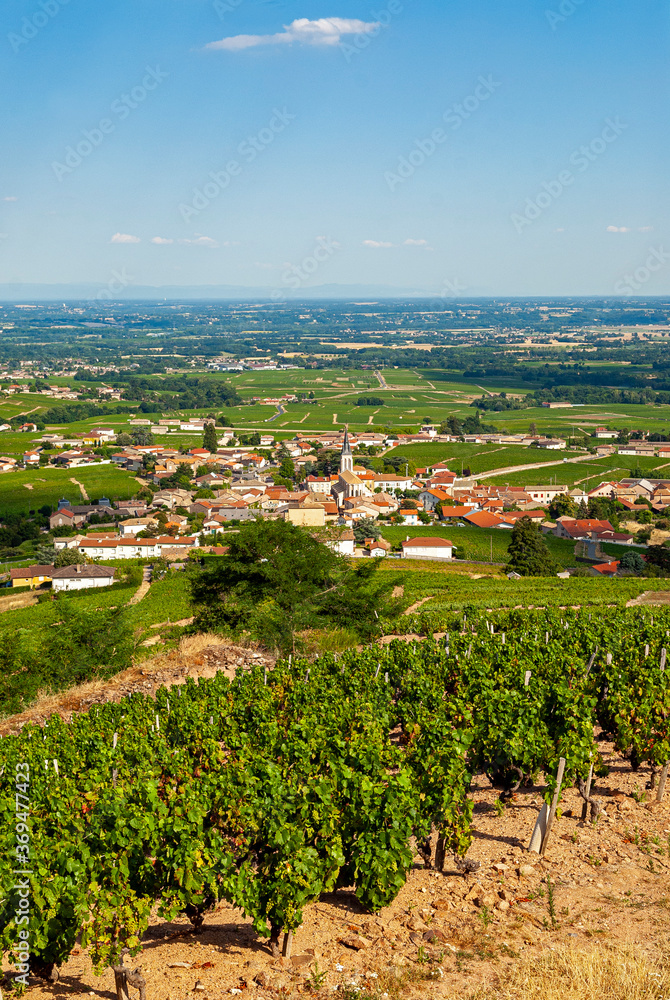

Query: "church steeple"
left=340, top=426, right=353, bottom=473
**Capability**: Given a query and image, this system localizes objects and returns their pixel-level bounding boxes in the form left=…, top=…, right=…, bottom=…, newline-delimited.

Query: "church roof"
left=341, top=426, right=352, bottom=455
left=339, top=470, right=365, bottom=485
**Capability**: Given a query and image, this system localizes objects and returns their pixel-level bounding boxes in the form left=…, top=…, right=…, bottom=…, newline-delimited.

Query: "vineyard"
left=1, top=606, right=669, bottom=990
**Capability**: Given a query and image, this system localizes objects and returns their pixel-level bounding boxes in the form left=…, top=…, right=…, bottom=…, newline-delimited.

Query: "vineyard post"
left=528, top=803, right=548, bottom=853
left=581, top=761, right=594, bottom=821
left=657, top=763, right=669, bottom=803
left=539, top=757, right=566, bottom=857
left=282, top=931, right=293, bottom=959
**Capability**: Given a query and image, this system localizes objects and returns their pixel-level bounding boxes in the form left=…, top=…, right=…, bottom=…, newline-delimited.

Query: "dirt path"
left=332, top=412, right=338, bottom=424
left=626, top=590, right=670, bottom=607
left=403, top=596, right=435, bottom=614
left=129, top=580, right=151, bottom=605
left=70, top=477, right=89, bottom=501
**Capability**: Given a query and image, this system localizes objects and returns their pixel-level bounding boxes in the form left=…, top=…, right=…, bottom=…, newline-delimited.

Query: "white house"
left=401, top=536, right=453, bottom=561
left=324, top=528, right=355, bottom=556
left=119, top=516, right=158, bottom=536
left=51, top=564, right=115, bottom=592
left=523, top=485, right=569, bottom=504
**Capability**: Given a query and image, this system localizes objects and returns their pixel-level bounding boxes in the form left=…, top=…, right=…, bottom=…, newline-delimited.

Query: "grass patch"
left=479, top=944, right=670, bottom=1000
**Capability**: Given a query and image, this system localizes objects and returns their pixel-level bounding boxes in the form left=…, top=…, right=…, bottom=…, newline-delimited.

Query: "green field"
left=126, top=572, right=192, bottom=634
left=0, top=464, right=138, bottom=515
left=379, top=524, right=645, bottom=570
left=376, top=560, right=669, bottom=611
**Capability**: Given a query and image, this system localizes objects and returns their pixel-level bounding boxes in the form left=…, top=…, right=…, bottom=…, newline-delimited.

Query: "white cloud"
left=151, top=236, right=174, bottom=245
left=205, top=17, right=379, bottom=52
left=362, top=239, right=395, bottom=248
left=110, top=232, right=141, bottom=244
left=3, top=196, right=18, bottom=202
left=179, top=235, right=219, bottom=248
left=404, top=238, right=432, bottom=249
left=638, top=226, right=653, bottom=232
left=606, top=226, right=631, bottom=233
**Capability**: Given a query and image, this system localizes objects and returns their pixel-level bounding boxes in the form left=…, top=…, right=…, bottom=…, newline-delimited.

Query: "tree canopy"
left=505, top=517, right=556, bottom=577
left=189, top=520, right=395, bottom=653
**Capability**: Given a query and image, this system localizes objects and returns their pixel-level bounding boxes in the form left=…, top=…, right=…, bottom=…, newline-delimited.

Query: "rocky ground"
left=2, top=640, right=669, bottom=998
left=6, top=736, right=669, bottom=999
left=0, top=635, right=274, bottom=737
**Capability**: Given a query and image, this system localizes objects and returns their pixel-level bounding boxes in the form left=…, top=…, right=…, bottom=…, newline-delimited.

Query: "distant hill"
left=0, top=282, right=434, bottom=302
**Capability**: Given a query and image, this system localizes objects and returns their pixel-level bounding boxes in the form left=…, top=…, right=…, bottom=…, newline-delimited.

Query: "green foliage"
left=0, top=600, right=135, bottom=716
left=548, top=493, right=576, bottom=520
left=189, top=520, right=391, bottom=653
left=203, top=423, right=218, bottom=453
left=2, top=606, right=668, bottom=981
left=356, top=396, right=384, bottom=406
left=619, top=550, right=645, bottom=575
left=505, top=517, right=556, bottom=577
left=353, top=518, right=382, bottom=544
left=54, top=548, right=87, bottom=567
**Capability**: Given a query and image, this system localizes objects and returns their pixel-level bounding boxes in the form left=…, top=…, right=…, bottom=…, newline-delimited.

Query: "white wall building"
left=401, top=536, right=453, bottom=561
left=51, top=564, right=115, bottom=592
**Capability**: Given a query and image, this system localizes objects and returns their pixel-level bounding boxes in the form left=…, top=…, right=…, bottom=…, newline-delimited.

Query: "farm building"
left=401, top=537, right=454, bottom=561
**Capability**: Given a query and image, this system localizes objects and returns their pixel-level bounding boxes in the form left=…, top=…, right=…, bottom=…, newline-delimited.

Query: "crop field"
left=126, top=571, right=192, bottom=634
left=379, top=524, right=645, bottom=569
left=0, top=464, right=138, bottom=515
left=377, top=561, right=670, bottom=611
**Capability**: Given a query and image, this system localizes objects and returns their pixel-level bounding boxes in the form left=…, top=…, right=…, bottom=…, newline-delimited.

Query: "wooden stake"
left=528, top=803, right=548, bottom=853
left=524, top=670, right=532, bottom=687
left=282, top=931, right=293, bottom=959
left=581, top=762, right=594, bottom=821
left=657, top=762, right=669, bottom=803
left=540, top=757, right=566, bottom=857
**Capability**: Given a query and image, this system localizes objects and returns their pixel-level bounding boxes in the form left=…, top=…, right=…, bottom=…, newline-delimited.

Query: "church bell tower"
left=339, top=426, right=353, bottom=474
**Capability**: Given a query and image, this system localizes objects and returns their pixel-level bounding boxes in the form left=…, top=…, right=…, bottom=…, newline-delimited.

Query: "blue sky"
left=1, top=0, right=668, bottom=295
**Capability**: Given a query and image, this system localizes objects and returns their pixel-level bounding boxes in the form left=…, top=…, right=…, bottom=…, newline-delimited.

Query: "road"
left=267, top=404, right=285, bottom=422
left=374, top=370, right=388, bottom=388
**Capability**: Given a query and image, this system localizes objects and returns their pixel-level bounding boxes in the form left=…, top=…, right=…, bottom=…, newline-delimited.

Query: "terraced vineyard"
left=1, top=606, right=668, bottom=985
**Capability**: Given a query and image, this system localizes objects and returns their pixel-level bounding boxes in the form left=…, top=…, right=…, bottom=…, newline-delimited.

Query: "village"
left=5, top=423, right=668, bottom=593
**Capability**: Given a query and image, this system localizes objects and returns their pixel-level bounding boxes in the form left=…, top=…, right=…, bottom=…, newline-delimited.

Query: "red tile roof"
left=401, top=536, right=453, bottom=548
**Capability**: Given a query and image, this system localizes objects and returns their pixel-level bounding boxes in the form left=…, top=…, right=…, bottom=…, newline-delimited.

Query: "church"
left=331, top=427, right=373, bottom=508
